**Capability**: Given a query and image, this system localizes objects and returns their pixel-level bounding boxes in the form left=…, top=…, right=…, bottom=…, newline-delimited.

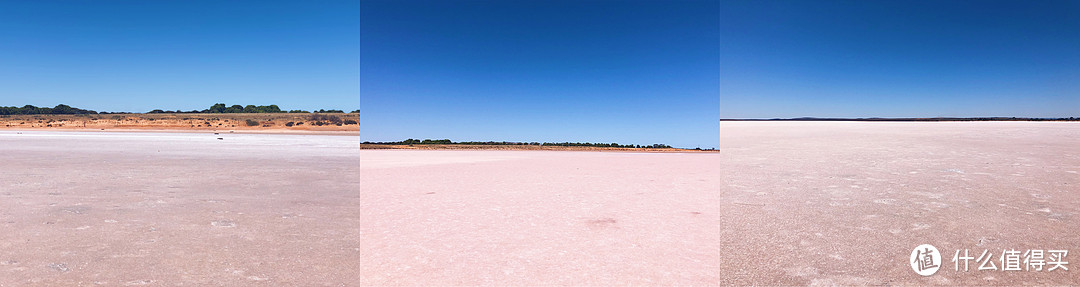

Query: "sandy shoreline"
left=0, top=113, right=361, bottom=132
left=1, top=128, right=708, bottom=151
left=0, top=127, right=362, bottom=136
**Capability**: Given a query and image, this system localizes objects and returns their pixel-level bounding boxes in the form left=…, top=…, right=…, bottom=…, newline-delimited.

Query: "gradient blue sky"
left=3, top=1, right=1075, bottom=149
left=361, top=0, right=721, bottom=148
left=0, top=1, right=360, bottom=112
left=722, top=0, right=1079, bottom=119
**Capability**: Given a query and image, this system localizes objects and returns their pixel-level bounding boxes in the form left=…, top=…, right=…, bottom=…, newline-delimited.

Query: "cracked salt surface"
left=0, top=131, right=362, bottom=285
left=714, top=121, right=1080, bottom=285
left=1, top=123, right=1078, bottom=285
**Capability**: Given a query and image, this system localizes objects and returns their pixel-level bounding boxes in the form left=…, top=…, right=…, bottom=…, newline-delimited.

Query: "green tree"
left=52, top=104, right=74, bottom=114
left=225, top=105, right=244, bottom=113
left=21, top=105, right=41, bottom=114
left=208, top=103, right=227, bottom=113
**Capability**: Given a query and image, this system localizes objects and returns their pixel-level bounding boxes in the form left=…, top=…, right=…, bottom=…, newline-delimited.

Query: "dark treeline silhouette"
left=363, top=139, right=673, bottom=149
left=0, top=103, right=358, bottom=114
left=154, top=103, right=354, bottom=114
left=0, top=104, right=100, bottom=115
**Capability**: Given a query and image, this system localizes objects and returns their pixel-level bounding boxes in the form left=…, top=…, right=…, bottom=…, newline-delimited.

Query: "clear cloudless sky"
left=722, top=0, right=1079, bottom=119
left=361, top=0, right=721, bottom=149
left=3, top=2, right=1073, bottom=149
left=0, top=1, right=360, bottom=113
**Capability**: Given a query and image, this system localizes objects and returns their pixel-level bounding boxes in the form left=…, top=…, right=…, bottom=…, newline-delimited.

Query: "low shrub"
left=309, top=114, right=343, bottom=125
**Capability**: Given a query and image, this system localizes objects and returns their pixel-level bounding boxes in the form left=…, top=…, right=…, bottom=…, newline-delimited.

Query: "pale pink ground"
left=716, top=121, right=1079, bottom=285
left=363, top=121, right=1079, bottom=285
left=0, top=132, right=363, bottom=286
left=360, top=151, right=723, bottom=285
left=1, top=122, right=1078, bottom=285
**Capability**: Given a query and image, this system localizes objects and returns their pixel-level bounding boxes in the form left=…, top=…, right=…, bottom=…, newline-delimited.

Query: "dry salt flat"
left=0, top=131, right=363, bottom=286
left=716, top=121, right=1079, bottom=285
left=2, top=122, right=1078, bottom=286
left=360, top=150, right=724, bottom=285
left=363, top=121, right=1079, bottom=285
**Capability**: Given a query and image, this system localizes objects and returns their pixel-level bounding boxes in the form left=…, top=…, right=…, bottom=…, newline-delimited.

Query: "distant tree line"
left=537, top=142, right=672, bottom=148
left=0, top=104, right=99, bottom=115
left=362, top=139, right=673, bottom=149
left=1, top=103, right=360, bottom=115
left=152, top=103, right=359, bottom=114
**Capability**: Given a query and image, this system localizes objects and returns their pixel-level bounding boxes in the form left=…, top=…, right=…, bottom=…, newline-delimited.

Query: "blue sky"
left=3, top=1, right=1075, bottom=148
left=722, top=0, right=1079, bottom=119
left=361, top=0, right=721, bottom=148
left=0, top=1, right=360, bottom=112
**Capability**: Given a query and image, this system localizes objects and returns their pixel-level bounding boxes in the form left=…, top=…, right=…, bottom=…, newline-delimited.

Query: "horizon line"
left=720, top=116, right=1080, bottom=122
